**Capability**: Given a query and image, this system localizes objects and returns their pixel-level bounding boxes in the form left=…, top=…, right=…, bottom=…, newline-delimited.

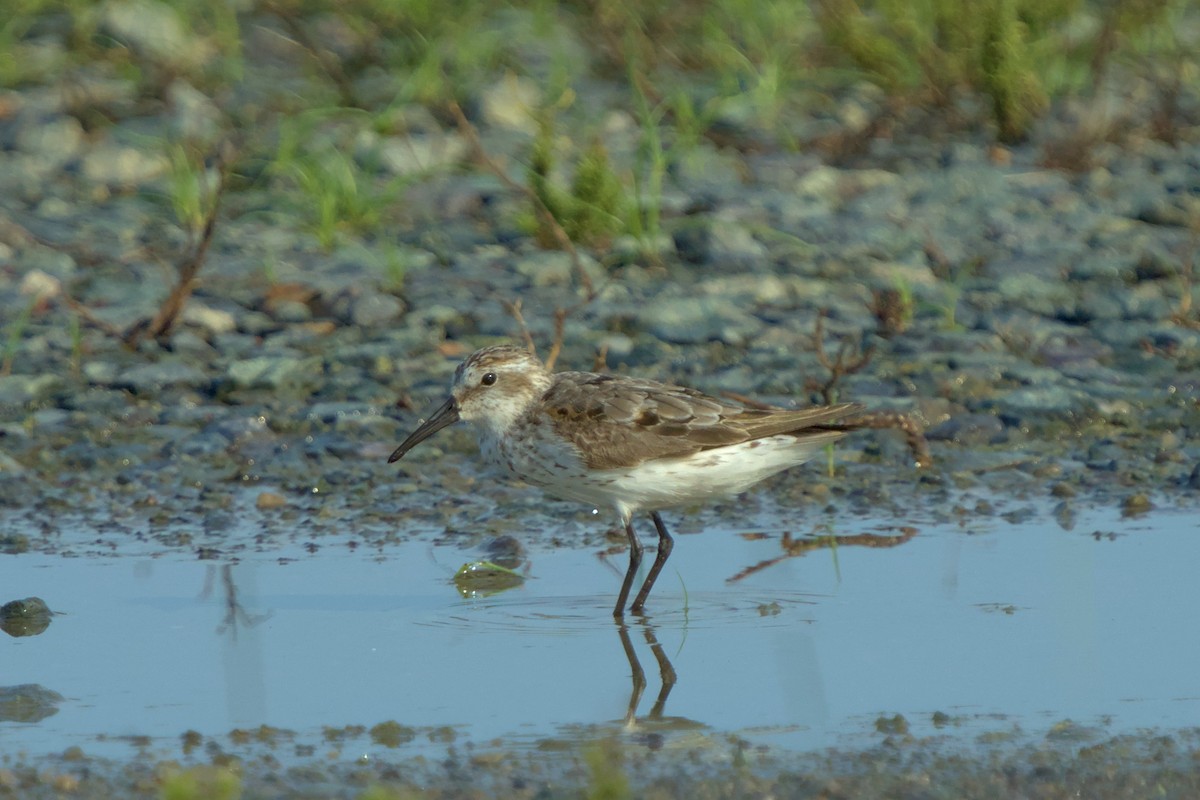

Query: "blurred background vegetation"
left=1, top=0, right=1196, bottom=259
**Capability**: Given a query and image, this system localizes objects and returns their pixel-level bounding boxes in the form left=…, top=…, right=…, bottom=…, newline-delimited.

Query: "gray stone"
left=269, top=299, right=312, bottom=324
left=1122, top=282, right=1171, bottom=321
left=376, top=133, right=468, bottom=177
left=350, top=293, right=405, bottom=328
left=0, top=450, right=27, bottom=475
left=997, top=275, right=1073, bottom=317
left=30, top=409, right=71, bottom=430
left=81, top=143, right=169, bottom=187
left=1134, top=197, right=1195, bottom=227
left=989, top=387, right=1096, bottom=420
left=181, top=303, right=237, bottom=335
left=671, top=222, right=710, bottom=265
left=15, top=115, right=83, bottom=166
left=0, top=374, right=64, bottom=407
left=514, top=251, right=604, bottom=288
left=640, top=297, right=764, bottom=346
left=479, top=75, right=541, bottom=134
left=204, top=415, right=270, bottom=441
left=237, top=311, right=277, bottom=336
left=926, top=413, right=1006, bottom=445
left=414, top=304, right=468, bottom=327
left=226, top=356, right=324, bottom=391
left=101, top=0, right=203, bottom=70
left=673, top=215, right=768, bottom=268
left=117, top=362, right=210, bottom=394
left=1133, top=248, right=1176, bottom=281
left=1058, top=287, right=1124, bottom=324
left=671, top=145, right=746, bottom=194
left=0, top=684, right=62, bottom=722
left=82, top=362, right=119, bottom=388
left=167, top=80, right=224, bottom=144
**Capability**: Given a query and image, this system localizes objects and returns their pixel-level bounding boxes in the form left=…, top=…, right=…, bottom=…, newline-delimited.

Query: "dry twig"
left=591, top=343, right=610, bottom=372
left=502, top=294, right=596, bottom=372
left=61, top=295, right=127, bottom=340
left=126, top=146, right=232, bottom=348
left=502, top=298, right=538, bottom=356
left=543, top=307, right=570, bottom=372
left=680, top=314, right=936, bottom=471
left=833, top=410, right=933, bottom=469
left=728, top=526, right=918, bottom=583
left=58, top=144, right=233, bottom=350
left=807, top=310, right=876, bottom=405
left=449, top=101, right=595, bottom=299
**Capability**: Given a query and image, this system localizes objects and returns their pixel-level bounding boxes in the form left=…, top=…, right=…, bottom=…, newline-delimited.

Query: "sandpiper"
left=389, top=344, right=862, bottom=617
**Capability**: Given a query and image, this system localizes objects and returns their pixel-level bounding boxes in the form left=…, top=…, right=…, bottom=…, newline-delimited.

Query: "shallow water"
left=3, top=502, right=1198, bottom=762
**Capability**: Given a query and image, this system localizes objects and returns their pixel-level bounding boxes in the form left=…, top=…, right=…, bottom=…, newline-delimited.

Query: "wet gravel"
left=2, top=5, right=1199, bottom=797
left=2, top=721, right=1200, bottom=799
left=2, top=117, right=1197, bottom=556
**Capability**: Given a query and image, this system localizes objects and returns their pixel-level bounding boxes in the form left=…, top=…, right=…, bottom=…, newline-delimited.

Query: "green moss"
left=978, top=0, right=1048, bottom=142
left=567, top=140, right=625, bottom=242
left=358, top=785, right=427, bottom=800
left=811, top=0, right=1098, bottom=139
left=369, top=720, right=417, bottom=748
left=159, top=765, right=241, bottom=800
left=528, top=114, right=627, bottom=249
left=874, top=713, right=910, bottom=735
left=584, top=740, right=631, bottom=800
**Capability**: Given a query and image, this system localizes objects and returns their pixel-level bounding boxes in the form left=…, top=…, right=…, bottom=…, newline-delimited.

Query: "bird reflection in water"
left=617, top=620, right=677, bottom=728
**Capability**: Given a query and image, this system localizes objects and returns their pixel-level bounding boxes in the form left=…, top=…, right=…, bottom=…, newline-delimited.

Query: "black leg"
left=613, top=517, right=643, bottom=618
left=642, top=622, right=677, bottom=719
left=630, top=512, right=674, bottom=614
left=616, top=622, right=645, bottom=724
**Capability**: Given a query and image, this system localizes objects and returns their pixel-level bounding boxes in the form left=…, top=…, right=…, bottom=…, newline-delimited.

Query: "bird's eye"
left=481, top=372, right=497, bottom=386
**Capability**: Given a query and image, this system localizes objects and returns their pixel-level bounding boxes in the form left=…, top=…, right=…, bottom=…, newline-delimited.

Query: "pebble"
left=639, top=297, right=763, bottom=346
left=14, top=115, right=83, bottom=166
left=0, top=374, right=63, bottom=407
left=349, top=293, right=405, bottom=328
left=480, top=75, right=541, bottom=134
left=167, top=79, right=224, bottom=143
left=101, top=0, right=198, bottom=69
left=926, top=413, right=1006, bottom=446
left=1121, top=493, right=1153, bottom=516
left=117, top=362, right=210, bottom=394
left=377, top=132, right=469, bottom=177
left=672, top=217, right=767, bottom=268
left=182, top=304, right=238, bottom=335
left=226, top=356, right=324, bottom=392
left=81, top=143, right=169, bottom=187
left=256, top=491, right=287, bottom=510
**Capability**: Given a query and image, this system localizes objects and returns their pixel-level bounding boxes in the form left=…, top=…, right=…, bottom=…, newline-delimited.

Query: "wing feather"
left=539, top=371, right=863, bottom=470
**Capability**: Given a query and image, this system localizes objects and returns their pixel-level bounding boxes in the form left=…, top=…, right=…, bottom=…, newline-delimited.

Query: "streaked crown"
left=451, top=345, right=552, bottom=432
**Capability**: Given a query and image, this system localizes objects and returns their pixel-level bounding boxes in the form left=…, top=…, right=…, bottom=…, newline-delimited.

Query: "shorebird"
left=388, top=344, right=862, bottom=617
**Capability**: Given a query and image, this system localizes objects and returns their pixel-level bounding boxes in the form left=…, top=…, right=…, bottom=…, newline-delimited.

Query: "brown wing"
left=540, top=371, right=863, bottom=470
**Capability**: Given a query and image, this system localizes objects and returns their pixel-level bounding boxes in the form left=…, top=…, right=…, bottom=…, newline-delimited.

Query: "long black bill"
left=388, top=396, right=460, bottom=463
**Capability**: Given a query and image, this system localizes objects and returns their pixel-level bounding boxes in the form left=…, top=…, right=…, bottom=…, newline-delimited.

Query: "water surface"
left=3, top=502, right=1197, bottom=761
